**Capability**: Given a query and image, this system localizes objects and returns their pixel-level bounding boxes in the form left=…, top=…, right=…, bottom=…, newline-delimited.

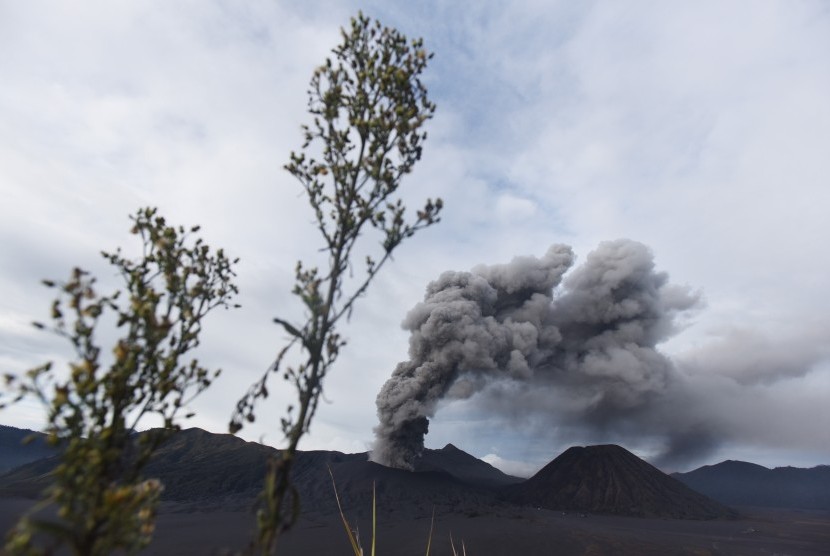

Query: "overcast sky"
left=2, top=1, right=829, bottom=476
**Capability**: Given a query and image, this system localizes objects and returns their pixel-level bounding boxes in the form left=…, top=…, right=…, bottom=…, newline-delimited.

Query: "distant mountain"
left=4, top=426, right=767, bottom=521
left=144, top=429, right=517, bottom=515
left=0, top=425, right=56, bottom=474
left=415, top=443, right=523, bottom=488
left=506, top=445, right=735, bottom=519
left=0, top=427, right=508, bottom=517
left=673, top=460, right=830, bottom=510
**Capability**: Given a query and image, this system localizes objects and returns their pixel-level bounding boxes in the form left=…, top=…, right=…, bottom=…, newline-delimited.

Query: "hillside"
left=0, top=425, right=56, bottom=474
left=674, top=460, right=830, bottom=510
left=0, top=427, right=512, bottom=517
left=1, top=437, right=827, bottom=554
left=0, top=426, right=755, bottom=521
left=506, top=444, right=735, bottom=519
left=415, top=443, right=523, bottom=488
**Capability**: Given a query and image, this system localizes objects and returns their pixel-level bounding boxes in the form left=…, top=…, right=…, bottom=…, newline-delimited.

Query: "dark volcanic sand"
left=4, top=499, right=829, bottom=555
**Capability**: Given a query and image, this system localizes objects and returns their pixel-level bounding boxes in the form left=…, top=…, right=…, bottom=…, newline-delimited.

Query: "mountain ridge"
left=0, top=425, right=57, bottom=474
left=15, top=425, right=829, bottom=518
left=673, top=459, right=830, bottom=510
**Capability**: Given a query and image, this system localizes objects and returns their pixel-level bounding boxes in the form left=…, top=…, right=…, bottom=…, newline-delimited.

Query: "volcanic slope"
left=674, top=460, right=830, bottom=510
left=0, top=426, right=56, bottom=474
left=0, top=427, right=516, bottom=518
left=506, top=444, right=736, bottom=519
left=415, top=443, right=523, bottom=488
left=1, top=426, right=739, bottom=520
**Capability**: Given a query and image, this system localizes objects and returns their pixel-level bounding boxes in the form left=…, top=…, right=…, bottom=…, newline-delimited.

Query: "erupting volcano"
left=371, top=239, right=701, bottom=470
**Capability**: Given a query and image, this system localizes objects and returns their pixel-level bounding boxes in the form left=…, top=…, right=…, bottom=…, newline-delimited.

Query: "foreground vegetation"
left=1, top=12, right=440, bottom=556
left=2, top=208, right=239, bottom=555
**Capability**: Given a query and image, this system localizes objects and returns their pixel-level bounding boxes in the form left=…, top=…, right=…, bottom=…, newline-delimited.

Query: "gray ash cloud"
left=371, top=239, right=700, bottom=470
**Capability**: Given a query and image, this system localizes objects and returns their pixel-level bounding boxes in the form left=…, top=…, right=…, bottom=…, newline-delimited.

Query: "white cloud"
left=495, top=193, right=537, bottom=222
left=481, top=453, right=541, bottom=479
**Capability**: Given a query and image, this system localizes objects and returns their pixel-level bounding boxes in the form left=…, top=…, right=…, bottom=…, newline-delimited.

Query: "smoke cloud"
left=371, top=239, right=700, bottom=470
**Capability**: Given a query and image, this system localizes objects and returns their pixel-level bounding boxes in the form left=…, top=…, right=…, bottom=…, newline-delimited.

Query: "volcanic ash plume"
left=371, top=239, right=699, bottom=470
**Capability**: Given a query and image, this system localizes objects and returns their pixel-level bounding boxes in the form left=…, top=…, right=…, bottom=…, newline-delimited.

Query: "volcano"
left=506, top=444, right=735, bottom=519
left=1, top=428, right=734, bottom=520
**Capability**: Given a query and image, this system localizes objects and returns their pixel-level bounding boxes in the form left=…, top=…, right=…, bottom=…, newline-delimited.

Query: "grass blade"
left=329, top=466, right=362, bottom=556
left=450, top=532, right=467, bottom=556
left=424, top=507, right=435, bottom=556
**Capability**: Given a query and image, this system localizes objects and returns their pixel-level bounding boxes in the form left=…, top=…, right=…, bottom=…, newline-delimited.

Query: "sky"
left=1, top=0, right=829, bottom=477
